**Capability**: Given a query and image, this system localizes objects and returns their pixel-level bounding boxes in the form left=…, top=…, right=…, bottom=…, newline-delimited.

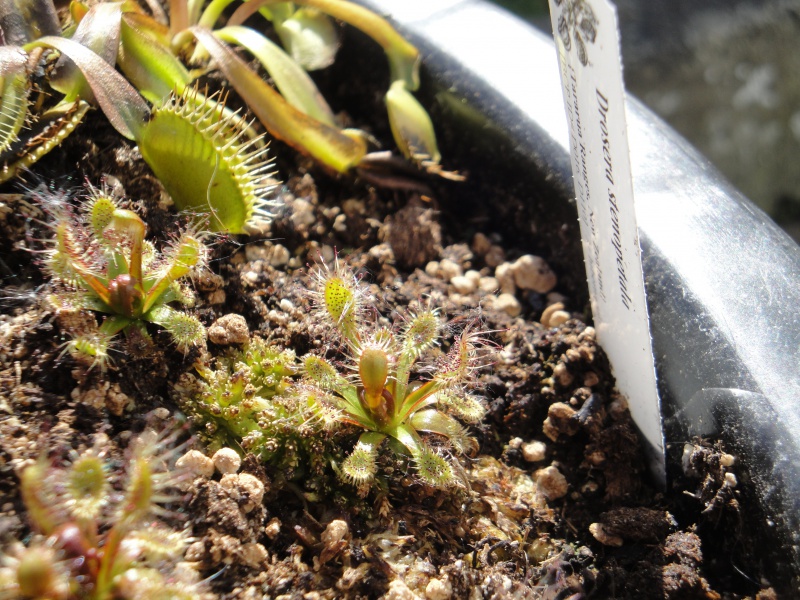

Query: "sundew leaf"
left=190, top=26, right=367, bottom=173
left=215, top=25, right=336, bottom=125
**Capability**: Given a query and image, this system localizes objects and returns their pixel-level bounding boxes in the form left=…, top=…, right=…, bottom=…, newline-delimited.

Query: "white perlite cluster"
left=424, top=246, right=563, bottom=319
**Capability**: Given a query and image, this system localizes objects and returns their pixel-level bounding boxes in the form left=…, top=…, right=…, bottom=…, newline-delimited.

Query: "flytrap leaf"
left=137, top=86, right=278, bottom=233
left=191, top=26, right=368, bottom=174
left=0, top=47, right=31, bottom=155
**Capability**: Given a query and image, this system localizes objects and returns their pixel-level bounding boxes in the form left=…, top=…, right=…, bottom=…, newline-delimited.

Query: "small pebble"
left=320, top=245, right=335, bottom=264
left=213, top=448, right=242, bottom=474
left=425, top=260, right=440, bottom=277
left=548, top=311, right=570, bottom=327
left=493, top=293, right=521, bottom=317
left=240, top=542, right=268, bottom=568
left=543, top=402, right=579, bottom=441
left=321, top=520, right=349, bottom=545
left=511, top=254, right=557, bottom=293
left=279, top=299, right=295, bottom=313
left=176, top=449, right=215, bottom=478
left=290, top=198, right=315, bottom=230
left=484, top=245, right=506, bottom=268
left=541, top=302, right=570, bottom=328
left=265, top=518, right=282, bottom=540
left=552, top=362, right=573, bottom=387
left=208, top=314, right=250, bottom=345
left=245, top=244, right=269, bottom=262
left=333, top=213, right=347, bottom=232
left=219, top=472, right=265, bottom=512
left=385, top=579, right=421, bottom=600
left=450, top=275, right=476, bottom=294
left=464, top=269, right=481, bottom=285
left=534, top=465, right=569, bottom=500
left=270, top=244, right=290, bottom=267
left=494, top=263, right=516, bottom=294
left=589, top=523, right=624, bottom=547
left=425, top=578, right=452, bottom=600
left=479, top=276, right=499, bottom=293
left=507, top=437, right=523, bottom=450
left=522, top=440, right=547, bottom=463
left=438, top=258, right=462, bottom=281
left=471, top=232, right=492, bottom=255
left=207, top=289, right=226, bottom=305
left=583, top=371, right=600, bottom=387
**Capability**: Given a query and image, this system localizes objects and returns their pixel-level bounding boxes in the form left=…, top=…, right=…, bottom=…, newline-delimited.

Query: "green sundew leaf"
left=385, top=80, right=441, bottom=162
left=409, top=408, right=474, bottom=454
left=229, top=0, right=420, bottom=90
left=190, top=25, right=367, bottom=173
left=273, top=7, right=339, bottom=71
left=98, top=314, right=134, bottom=336
left=340, top=431, right=385, bottom=486
left=20, top=460, right=59, bottom=535
left=118, top=12, right=192, bottom=104
left=142, top=233, right=203, bottom=313
left=215, top=25, right=336, bottom=125
left=303, top=355, right=350, bottom=393
left=0, top=46, right=30, bottom=155
left=50, top=2, right=124, bottom=103
left=435, top=391, right=486, bottom=424
left=146, top=304, right=206, bottom=350
left=388, top=423, right=425, bottom=458
left=67, top=453, right=109, bottom=521
left=414, top=446, right=455, bottom=487
left=27, top=36, right=149, bottom=140
left=409, top=408, right=460, bottom=437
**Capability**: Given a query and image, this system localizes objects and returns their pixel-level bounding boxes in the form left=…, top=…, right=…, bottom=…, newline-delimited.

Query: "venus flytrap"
left=1, top=0, right=450, bottom=214
left=303, top=259, right=488, bottom=490
left=43, top=186, right=207, bottom=369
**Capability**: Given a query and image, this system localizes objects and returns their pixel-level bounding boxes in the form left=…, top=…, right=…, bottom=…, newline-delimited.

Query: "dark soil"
left=0, top=21, right=786, bottom=600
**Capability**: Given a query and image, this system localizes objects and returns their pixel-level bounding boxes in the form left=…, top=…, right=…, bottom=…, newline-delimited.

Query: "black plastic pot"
left=356, top=0, right=800, bottom=592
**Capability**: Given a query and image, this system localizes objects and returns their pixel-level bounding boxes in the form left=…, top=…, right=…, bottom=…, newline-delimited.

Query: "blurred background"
left=490, top=0, right=800, bottom=242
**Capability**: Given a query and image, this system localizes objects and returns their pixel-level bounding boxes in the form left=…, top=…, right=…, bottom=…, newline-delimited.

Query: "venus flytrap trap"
left=303, top=258, right=489, bottom=492
left=1, top=0, right=451, bottom=230
left=0, top=428, right=203, bottom=600
left=42, top=185, right=207, bottom=370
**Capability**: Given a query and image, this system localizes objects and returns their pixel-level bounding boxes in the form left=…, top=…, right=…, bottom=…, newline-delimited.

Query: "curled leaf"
left=191, top=26, right=367, bottom=173
left=27, top=36, right=149, bottom=140
left=229, top=0, right=420, bottom=90
left=49, top=2, right=124, bottom=103
left=385, top=80, right=440, bottom=163
left=215, top=25, right=335, bottom=125
left=273, top=7, right=339, bottom=71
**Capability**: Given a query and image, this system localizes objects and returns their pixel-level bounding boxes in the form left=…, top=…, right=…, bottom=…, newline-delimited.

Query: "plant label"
left=548, top=0, right=664, bottom=482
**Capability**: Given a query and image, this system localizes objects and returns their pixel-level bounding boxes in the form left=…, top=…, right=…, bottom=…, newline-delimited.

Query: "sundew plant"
left=301, top=259, right=489, bottom=491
